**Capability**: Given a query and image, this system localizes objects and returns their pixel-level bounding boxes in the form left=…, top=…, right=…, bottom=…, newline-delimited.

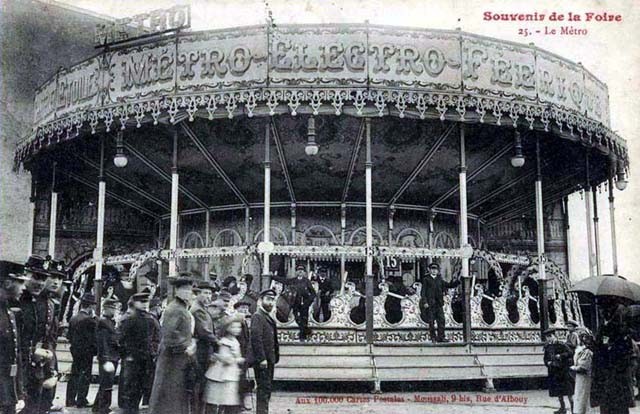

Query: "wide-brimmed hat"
left=169, top=273, right=194, bottom=288
left=233, top=300, right=252, bottom=310
left=194, top=281, right=214, bottom=292
left=131, top=292, right=150, bottom=302
left=24, top=255, right=51, bottom=279
left=47, top=260, right=67, bottom=279
left=0, top=261, right=29, bottom=282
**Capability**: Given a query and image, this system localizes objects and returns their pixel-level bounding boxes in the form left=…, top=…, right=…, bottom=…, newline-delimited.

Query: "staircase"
left=56, top=338, right=547, bottom=388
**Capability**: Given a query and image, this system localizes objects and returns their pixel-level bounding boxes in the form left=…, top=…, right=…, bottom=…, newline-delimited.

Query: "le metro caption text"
left=483, top=11, right=622, bottom=37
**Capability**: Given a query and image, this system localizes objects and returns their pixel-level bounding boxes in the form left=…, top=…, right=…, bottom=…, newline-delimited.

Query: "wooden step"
left=374, top=355, right=478, bottom=368
left=274, top=366, right=374, bottom=381
left=375, top=366, right=485, bottom=381
left=372, top=345, right=472, bottom=356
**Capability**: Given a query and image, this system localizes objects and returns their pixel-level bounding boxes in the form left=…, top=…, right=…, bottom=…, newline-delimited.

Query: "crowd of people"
left=0, top=253, right=469, bottom=414
left=544, top=301, right=640, bottom=414
left=0, top=257, right=285, bottom=414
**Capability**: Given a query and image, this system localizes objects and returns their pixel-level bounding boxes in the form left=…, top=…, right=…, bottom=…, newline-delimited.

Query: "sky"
left=53, top=0, right=640, bottom=283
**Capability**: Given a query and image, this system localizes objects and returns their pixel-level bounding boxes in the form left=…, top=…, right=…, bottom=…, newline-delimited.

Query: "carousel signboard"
left=32, top=25, right=612, bottom=130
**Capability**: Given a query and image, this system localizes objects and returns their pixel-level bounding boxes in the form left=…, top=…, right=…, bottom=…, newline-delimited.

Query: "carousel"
left=15, top=20, right=630, bottom=386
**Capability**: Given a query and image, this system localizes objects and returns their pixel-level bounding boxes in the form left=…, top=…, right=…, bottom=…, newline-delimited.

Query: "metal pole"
left=563, top=196, right=571, bottom=278
left=245, top=207, right=250, bottom=246
left=340, top=204, right=346, bottom=295
left=28, top=175, right=37, bottom=257
left=169, top=128, right=180, bottom=278
left=459, top=125, right=472, bottom=344
left=608, top=175, right=618, bottom=275
left=95, top=136, right=106, bottom=315
left=290, top=203, right=296, bottom=277
left=584, top=153, right=595, bottom=278
left=48, top=163, right=57, bottom=257
left=204, top=209, right=210, bottom=281
left=592, top=186, right=601, bottom=276
left=535, top=137, right=550, bottom=336
left=365, top=118, right=374, bottom=345
left=262, top=123, right=271, bottom=290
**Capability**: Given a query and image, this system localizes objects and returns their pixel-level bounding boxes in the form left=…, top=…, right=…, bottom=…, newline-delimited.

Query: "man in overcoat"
left=420, top=262, right=460, bottom=343
left=251, top=289, right=280, bottom=414
left=149, top=274, right=196, bottom=414
left=273, top=265, right=315, bottom=340
left=118, top=292, right=160, bottom=414
left=93, top=298, right=120, bottom=414
left=18, top=256, right=58, bottom=414
left=0, top=261, right=28, bottom=414
left=190, top=281, right=217, bottom=414
left=65, top=293, right=97, bottom=408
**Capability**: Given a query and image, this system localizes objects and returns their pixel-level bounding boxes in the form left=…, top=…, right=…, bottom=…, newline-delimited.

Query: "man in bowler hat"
left=0, top=261, right=28, bottom=414
left=251, top=289, right=280, bottom=414
left=273, top=265, right=315, bottom=340
left=421, top=262, right=460, bottom=343
left=66, top=293, right=97, bottom=408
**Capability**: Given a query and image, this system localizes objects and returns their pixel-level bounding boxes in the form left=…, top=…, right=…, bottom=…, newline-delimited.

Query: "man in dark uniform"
left=0, top=261, right=28, bottom=414
left=40, top=259, right=67, bottom=413
left=118, top=292, right=160, bottom=414
left=251, top=289, right=279, bottom=414
left=93, top=298, right=120, bottom=414
left=18, top=256, right=58, bottom=414
left=273, top=265, right=315, bottom=340
left=421, top=262, right=460, bottom=343
left=313, top=267, right=334, bottom=322
left=65, top=293, right=97, bottom=408
left=190, top=281, right=217, bottom=414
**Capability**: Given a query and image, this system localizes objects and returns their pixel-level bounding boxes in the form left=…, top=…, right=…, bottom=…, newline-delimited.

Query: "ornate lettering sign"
left=30, top=25, right=615, bottom=141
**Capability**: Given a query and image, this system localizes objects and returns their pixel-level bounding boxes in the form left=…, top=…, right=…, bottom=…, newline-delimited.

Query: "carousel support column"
left=95, top=136, right=106, bottom=316
left=169, top=128, right=180, bottom=279
left=365, top=118, right=374, bottom=345
left=563, top=197, right=571, bottom=278
left=27, top=176, right=37, bottom=257
left=340, top=204, right=347, bottom=294
left=459, top=125, right=472, bottom=344
left=608, top=175, right=618, bottom=275
left=48, top=162, right=58, bottom=257
left=204, top=209, right=210, bottom=281
left=262, top=123, right=272, bottom=290
left=290, top=204, right=296, bottom=277
left=535, top=137, right=550, bottom=336
left=584, top=153, right=595, bottom=278
left=245, top=207, right=251, bottom=247
left=592, top=186, right=601, bottom=276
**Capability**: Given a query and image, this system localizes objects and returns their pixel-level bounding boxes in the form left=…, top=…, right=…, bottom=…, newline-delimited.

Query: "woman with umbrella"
left=570, top=274, right=640, bottom=414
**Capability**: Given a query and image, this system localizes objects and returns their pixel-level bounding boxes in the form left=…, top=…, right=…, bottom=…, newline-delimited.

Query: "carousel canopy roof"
left=17, top=24, right=629, bottom=224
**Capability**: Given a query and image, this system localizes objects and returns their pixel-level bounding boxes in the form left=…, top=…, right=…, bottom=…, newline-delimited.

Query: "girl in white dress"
left=204, top=314, right=245, bottom=413
left=570, top=331, right=594, bottom=414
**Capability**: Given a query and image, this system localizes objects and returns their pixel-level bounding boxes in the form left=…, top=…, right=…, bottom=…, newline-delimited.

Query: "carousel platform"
left=56, top=338, right=546, bottom=389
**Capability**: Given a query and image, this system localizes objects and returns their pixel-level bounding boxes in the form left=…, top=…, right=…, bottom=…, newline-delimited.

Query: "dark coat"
left=0, top=298, right=22, bottom=406
left=67, top=309, right=97, bottom=356
left=190, top=301, right=216, bottom=375
left=96, top=316, right=119, bottom=364
left=591, top=306, right=635, bottom=409
left=543, top=342, right=574, bottom=397
left=250, top=308, right=279, bottom=366
left=273, top=276, right=315, bottom=307
left=149, top=297, right=194, bottom=414
left=118, top=310, right=160, bottom=360
left=421, top=274, right=460, bottom=308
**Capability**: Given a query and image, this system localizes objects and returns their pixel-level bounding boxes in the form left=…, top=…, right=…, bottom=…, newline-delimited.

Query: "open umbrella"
left=569, top=274, right=640, bottom=303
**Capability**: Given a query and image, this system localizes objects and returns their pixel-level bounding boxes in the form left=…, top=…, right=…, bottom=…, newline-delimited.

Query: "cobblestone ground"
left=51, top=382, right=638, bottom=413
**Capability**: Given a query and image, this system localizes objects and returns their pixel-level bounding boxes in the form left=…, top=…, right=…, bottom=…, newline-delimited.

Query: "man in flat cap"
left=190, top=281, right=217, bottom=414
left=149, top=274, right=196, bottom=414
left=239, top=274, right=259, bottom=314
left=421, top=262, right=460, bottom=343
left=273, top=264, right=316, bottom=340
left=93, top=298, right=120, bottom=414
left=18, top=256, right=59, bottom=414
left=0, top=261, right=28, bottom=414
left=65, top=293, right=97, bottom=408
left=118, top=292, right=160, bottom=414
left=251, top=289, right=280, bottom=414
